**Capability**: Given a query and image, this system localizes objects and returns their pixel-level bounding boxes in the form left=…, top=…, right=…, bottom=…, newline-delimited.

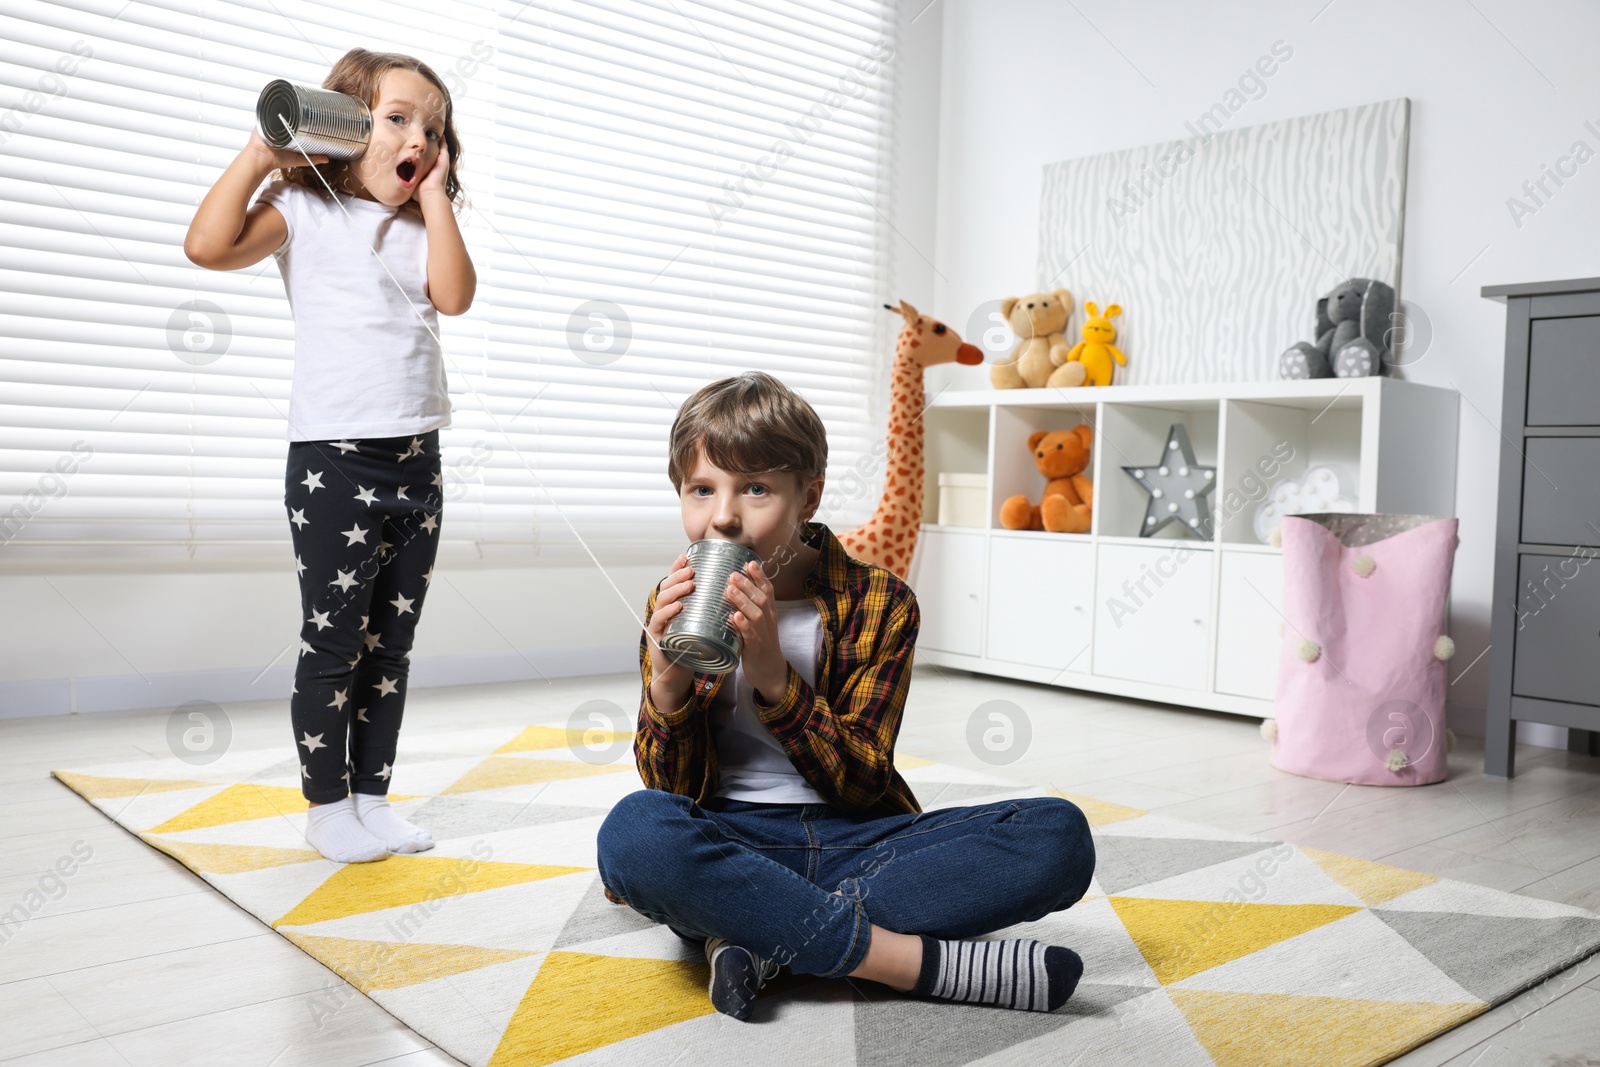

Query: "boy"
left=595, top=371, right=1095, bottom=1021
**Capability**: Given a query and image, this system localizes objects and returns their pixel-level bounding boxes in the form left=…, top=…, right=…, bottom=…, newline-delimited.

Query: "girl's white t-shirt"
left=252, top=179, right=452, bottom=442
left=710, top=597, right=828, bottom=805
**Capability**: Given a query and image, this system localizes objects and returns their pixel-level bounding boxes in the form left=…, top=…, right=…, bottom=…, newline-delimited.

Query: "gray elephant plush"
left=1279, top=277, right=1396, bottom=379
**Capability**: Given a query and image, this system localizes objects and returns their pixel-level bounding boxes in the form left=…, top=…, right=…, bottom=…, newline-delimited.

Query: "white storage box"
left=937, top=472, right=988, bottom=527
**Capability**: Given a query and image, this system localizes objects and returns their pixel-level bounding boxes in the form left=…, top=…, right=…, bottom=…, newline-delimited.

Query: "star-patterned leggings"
left=284, top=429, right=443, bottom=804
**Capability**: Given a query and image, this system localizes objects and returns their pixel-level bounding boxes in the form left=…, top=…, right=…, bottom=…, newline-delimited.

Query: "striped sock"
left=910, top=935, right=1082, bottom=1012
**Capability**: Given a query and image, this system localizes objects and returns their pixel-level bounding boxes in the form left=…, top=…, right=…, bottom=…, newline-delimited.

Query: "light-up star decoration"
left=1122, top=423, right=1217, bottom=538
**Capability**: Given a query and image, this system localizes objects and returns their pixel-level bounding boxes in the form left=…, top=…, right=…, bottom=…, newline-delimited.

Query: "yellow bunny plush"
left=1066, top=301, right=1127, bottom=387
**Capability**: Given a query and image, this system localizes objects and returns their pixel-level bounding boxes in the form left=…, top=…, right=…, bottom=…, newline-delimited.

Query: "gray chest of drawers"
left=1483, top=276, right=1600, bottom=776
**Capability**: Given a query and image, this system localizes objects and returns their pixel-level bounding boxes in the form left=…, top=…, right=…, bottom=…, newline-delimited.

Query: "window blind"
left=0, top=0, right=898, bottom=565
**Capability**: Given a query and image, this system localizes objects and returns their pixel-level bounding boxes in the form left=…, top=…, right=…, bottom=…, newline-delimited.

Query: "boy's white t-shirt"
left=710, top=597, right=828, bottom=805
left=252, top=179, right=451, bottom=442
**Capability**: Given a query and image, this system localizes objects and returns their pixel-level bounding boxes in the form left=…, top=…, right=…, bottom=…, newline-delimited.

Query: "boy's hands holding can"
left=645, top=552, right=697, bottom=697
left=726, top=560, right=788, bottom=705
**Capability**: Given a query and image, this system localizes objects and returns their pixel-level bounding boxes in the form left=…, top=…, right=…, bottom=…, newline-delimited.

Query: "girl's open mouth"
left=396, top=159, right=417, bottom=186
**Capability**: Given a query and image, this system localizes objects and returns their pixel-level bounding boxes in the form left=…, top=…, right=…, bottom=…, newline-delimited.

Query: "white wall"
left=916, top=0, right=1600, bottom=746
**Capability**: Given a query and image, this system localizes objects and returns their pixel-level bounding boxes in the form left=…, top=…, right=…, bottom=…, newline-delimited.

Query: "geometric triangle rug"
left=50, top=723, right=1600, bottom=1067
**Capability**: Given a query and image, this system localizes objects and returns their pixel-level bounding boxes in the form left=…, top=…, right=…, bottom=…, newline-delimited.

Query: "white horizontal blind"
left=0, top=0, right=896, bottom=564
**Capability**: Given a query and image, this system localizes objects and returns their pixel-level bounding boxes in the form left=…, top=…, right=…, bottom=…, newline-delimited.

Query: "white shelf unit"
left=905, top=378, right=1459, bottom=718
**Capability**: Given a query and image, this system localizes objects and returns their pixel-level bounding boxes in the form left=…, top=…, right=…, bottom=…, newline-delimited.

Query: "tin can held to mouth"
left=660, top=539, right=765, bottom=674
left=256, top=80, right=371, bottom=161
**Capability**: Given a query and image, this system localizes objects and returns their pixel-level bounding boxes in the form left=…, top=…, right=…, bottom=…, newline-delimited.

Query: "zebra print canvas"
left=1037, top=97, right=1409, bottom=385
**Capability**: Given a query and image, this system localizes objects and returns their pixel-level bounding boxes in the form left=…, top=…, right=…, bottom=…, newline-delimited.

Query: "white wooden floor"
left=3, top=665, right=1598, bottom=1066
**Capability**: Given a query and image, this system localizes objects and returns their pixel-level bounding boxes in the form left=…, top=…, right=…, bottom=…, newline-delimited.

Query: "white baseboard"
left=0, top=644, right=636, bottom=721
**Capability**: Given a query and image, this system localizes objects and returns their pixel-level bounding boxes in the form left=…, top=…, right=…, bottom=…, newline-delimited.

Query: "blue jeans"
left=594, top=789, right=1095, bottom=980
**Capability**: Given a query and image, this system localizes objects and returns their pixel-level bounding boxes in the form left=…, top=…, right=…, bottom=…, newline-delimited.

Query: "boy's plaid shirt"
left=607, top=521, right=922, bottom=905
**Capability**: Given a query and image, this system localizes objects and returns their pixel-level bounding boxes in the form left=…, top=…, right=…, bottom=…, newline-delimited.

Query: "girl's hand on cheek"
left=415, top=143, right=449, bottom=200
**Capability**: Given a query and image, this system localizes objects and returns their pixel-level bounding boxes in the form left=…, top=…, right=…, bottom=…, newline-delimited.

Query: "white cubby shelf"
left=905, top=377, right=1459, bottom=718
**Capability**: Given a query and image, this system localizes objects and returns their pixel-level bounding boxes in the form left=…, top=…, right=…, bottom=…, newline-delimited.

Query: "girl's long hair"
left=274, top=48, right=464, bottom=222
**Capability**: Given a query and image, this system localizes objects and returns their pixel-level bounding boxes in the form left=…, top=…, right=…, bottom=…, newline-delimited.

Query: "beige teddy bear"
left=990, top=289, right=1088, bottom=390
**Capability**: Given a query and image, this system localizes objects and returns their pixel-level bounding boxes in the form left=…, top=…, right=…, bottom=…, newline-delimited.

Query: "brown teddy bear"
left=999, top=425, right=1094, bottom=533
left=990, top=289, right=1088, bottom=389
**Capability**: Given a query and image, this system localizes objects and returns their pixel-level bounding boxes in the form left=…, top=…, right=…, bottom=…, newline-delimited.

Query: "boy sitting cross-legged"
left=595, top=370, right=1096, bottom=1021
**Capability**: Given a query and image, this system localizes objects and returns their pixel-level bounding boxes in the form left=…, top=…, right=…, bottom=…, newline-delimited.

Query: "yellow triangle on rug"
left=1109, top=896, right=1361, bottom=984
left=273, top=854, right=590, bottom=927
left=52, top=770, right=221, bottom=798
left=282, top=932, right=539, bottom=993
left=491, top=951, right=717, bottom=1067
left=142, top=782, right=426, bottom=833
left=1170, top=988, right=1481, bottom=1066
left=140, top=836, right=321, bottom=874
left=1300, top=846, right=1440, bottom=907
left=495, top=724, right=632, bottom=754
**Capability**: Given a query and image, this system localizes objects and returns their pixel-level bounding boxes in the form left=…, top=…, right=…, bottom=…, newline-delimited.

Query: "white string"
left=276, top=114, right=656, bottom=642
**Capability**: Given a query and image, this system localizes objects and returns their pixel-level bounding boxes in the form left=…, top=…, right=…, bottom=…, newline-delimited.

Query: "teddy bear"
left=1278, top=277, right=1396, bottom=379
left=990, top=289, right=1088, bottom=389
left=999, top=425, right=1094, bottom=533
left=1065, top=301, right=1126, bottom=387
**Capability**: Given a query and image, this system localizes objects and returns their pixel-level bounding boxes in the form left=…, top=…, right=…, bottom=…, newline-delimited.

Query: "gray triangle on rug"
left=851, top=980, right=1158, bottom=1065
left=552, top=876, right=663, bottom=950
left=1370, top=909, right=1600, bottom=1003
left=1093, top=836, right=1281, bottom=895
left=852, top=986, right=1079, bottom=1065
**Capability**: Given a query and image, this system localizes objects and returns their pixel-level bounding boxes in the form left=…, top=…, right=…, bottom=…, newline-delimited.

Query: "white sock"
left=304, top=796, right=389, bottom=863
left=352, top=793, right=434, bottom=853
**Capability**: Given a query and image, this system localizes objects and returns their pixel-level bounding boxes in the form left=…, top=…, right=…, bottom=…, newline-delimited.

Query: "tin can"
left=660, top=539, right=765, bottom=674
left=256, top=80, right=371, bottom=161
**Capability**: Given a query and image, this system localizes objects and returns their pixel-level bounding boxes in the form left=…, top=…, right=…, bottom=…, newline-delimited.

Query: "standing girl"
left=184, top=48, right=475, bottom=863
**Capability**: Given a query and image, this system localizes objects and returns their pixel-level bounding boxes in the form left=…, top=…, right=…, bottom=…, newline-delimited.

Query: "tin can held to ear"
left=256, top=80, right=371, bottom=161
left=660, top=539, right=765, bottom=674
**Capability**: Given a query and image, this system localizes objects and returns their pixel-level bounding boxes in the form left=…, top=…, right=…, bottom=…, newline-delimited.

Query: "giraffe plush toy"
left=836, top=300, right=983, bottom=579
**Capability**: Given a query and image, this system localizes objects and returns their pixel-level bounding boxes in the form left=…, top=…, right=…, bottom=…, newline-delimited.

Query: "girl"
left=184, top=48, right=475, bottom=863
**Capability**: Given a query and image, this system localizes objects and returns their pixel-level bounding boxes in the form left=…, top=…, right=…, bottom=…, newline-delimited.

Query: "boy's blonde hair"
left=668, top=372, right=828, bottom=496
left=273, top=47, right=464, bottom=223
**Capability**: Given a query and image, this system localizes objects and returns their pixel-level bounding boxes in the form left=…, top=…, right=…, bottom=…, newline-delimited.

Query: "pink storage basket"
left=1268, top=512, right=1459, bottom=786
